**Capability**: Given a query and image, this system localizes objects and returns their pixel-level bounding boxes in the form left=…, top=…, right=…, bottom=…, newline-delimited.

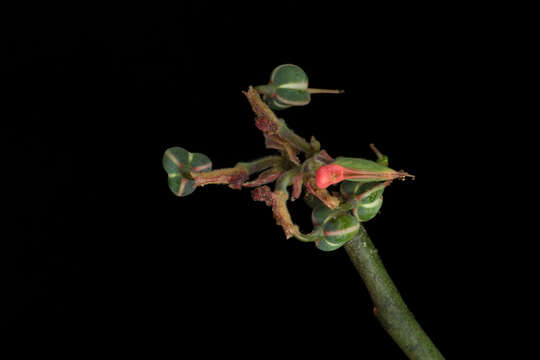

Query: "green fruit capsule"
left=256, top=64, right=343, bottom=110
left=341, top=181, right=384, bottom=222
left=311, top=204, right=333, bottom=227
left=316, top=213, right=360, bottom=252
left=162, top=146, right=212, bottom=197
left=316, top=237, right=345, bottom=252
left=268, top=64, right=311, bottom=109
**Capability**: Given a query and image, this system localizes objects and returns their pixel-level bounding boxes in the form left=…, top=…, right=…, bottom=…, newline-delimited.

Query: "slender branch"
left=344, top=227, right=444, bottom=360
left=237, top=155, right=282, bottom=175
left=243, top=86, right=316, bottom=158
left=278, top=122, right=312, bottom=154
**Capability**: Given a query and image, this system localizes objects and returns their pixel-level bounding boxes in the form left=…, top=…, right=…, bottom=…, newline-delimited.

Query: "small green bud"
left=162, top=146, right=212, bottom=197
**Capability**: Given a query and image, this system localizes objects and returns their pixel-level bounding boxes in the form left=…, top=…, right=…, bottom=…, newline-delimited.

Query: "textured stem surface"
left=344, top=227, right=444, bottom=360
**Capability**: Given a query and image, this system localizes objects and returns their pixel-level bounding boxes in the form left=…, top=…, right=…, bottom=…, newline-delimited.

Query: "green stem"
left=344, top=227, right=444, bottom=360
left=275, top=167, right=299, bottom=192
left=254, top=84, right=275, bottom=97
left=237, top=155, right=282, bottom=175
left=278, top=122, right=313, bottom=154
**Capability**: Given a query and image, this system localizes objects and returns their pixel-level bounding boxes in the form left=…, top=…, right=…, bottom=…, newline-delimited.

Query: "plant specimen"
left=163, top=64, right=443, bottom=359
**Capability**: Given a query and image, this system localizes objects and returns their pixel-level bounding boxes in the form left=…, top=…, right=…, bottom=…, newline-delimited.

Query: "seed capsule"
left=162, top=147, right=212, bottom=197
left=315, top=213, right=360, bottom=252
left=316, top=237, right=345, bottom=252
left=341, top=181, right=384, bottom=222
left=311, top=204, right=333, bottom=227
left=256, top=64, right=343, bottom=110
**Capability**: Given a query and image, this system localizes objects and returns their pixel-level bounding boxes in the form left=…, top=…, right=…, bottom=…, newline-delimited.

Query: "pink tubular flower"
left=315, top=163, right=413, bottom=189
left=315, top=164, right=345, bottom=189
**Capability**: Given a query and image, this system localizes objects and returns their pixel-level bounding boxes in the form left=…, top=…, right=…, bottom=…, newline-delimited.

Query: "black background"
left=3, top=2, right=503, bottom=357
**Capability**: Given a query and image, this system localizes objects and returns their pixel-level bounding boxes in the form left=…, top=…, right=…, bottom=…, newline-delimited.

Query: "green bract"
left=316, top=213, right=360, bottom=252
left=162, top=146, right=212, bottom=197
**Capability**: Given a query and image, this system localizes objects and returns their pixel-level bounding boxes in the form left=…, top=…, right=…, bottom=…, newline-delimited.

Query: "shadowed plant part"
left=162, top=64, right=444, bottom=359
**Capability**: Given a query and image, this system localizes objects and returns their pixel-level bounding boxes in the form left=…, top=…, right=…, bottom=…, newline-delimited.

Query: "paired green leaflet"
left=162, top=147, right=212, bottom=197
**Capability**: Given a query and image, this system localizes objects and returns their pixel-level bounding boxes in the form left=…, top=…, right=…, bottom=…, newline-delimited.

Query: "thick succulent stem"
left=344, top=227, right=444, bottom=360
